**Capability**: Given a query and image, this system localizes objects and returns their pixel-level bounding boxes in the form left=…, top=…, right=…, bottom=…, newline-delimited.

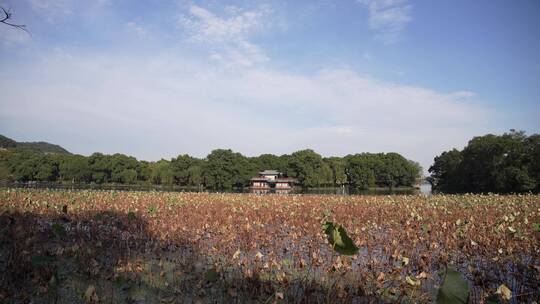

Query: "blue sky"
left=0, top=0, right=539, bottom=172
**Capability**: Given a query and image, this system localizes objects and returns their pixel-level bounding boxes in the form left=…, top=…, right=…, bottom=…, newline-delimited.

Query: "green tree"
left=287, top=149, right=330, bottom=188
left=324, top=157, right=348, bottom=186
left=0, top=150, right=14, bottom=182
left=250, top=154, right=285, bottom=172
left=105, top=154, right=138, bottom=183
left=120, top=169, right=138, bottom=184
left=150, top=160, right=174, bottom=185
left=171, top=154, right=203, bottom=187
left=58, top=155, right=91, bottom=183
left=88, top=153, right=112, bottom=184
left=3, top=149, right=58, bottom=182
left=525, top=134, right=540, bottom=192
left=460, top=131, right=534, bottom=192
left=378, top=153, right=418, bottom=188
left=430, top=130, right=538, bottom=193
left=203, top=149, right=251, bottom=190
left=429, top=149, right=463, bottom=192
left=137, top=161, right=153, bottom=184
left=345, top=154, right=376, bottom=189
left=187, top=164, right=203, bottom=186
left=0, top=164, right=11, bottom=182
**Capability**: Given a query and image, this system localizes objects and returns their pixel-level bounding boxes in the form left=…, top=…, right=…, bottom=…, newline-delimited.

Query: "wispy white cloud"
left=178, top=4, right=271, bottom=67
left=0, top=24, right=30, bottom=46
left=26, top=0, right=111, bottom=22
left=449, top=91, right=476, bottom=99
left=179, top=4, right=269, bottom=43
left=0, top=2, right=511, bottom=173
left=358, top=0, right=412, bottom=44
left=28, top=0, right=72, bottom=12
left=125, top=21, right=147, bottom=37
left=0, top=50, right=494, bottom=171
left=27, top=0, right=73, bottom=21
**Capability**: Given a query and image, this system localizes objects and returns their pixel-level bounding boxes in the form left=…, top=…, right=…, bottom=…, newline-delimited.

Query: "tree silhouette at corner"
left=1, top=6, right=29, bottom=34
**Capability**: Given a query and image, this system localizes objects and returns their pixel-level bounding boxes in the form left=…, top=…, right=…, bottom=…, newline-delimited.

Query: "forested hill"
left=0, top=134, right=70, bottom=154
left=0, top=135, right=17, bottom=148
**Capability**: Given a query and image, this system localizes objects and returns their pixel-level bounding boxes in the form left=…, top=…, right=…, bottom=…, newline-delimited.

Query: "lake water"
left=419, top=182, right=432, bottom=195
left=1, top=182, right=432, bottom=195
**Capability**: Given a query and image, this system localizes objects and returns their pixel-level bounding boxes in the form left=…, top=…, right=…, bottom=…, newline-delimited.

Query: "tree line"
left=429, top=130, right=540, bottom=193
left=0, top=147, right=421, bottom=190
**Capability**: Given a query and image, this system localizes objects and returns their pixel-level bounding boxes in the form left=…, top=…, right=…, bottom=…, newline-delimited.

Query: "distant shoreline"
left=0, top=181, right=420, bottom=195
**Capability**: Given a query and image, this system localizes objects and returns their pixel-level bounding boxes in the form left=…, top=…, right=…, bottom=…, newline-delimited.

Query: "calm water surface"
left=1, top=182, right=432, bottom=195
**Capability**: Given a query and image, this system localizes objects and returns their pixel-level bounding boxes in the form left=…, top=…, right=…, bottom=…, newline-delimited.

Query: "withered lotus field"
left=0, top=189, right=538, bottom=303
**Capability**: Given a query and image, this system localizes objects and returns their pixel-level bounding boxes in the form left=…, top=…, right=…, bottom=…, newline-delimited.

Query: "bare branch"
left=0, top=6, right=30, bottom=35
left=0, top=7, right=10, bottom=22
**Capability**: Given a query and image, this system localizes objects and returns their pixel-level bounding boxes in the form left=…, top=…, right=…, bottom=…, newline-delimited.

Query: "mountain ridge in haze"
left=0, top=134, right=70, bottom=154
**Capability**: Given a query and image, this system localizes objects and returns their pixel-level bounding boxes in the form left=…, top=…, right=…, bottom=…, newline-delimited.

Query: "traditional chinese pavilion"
left=250, top=170, right=296, bottom=192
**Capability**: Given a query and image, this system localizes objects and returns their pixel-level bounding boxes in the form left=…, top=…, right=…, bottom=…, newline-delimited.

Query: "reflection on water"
left=419, top=182, right=432, bottom=196
left=252, top=183, right=433, bottom=195
left=246, top=183, right=431, bottom=196
left=253, top=187, right=426, bottom=195
left=1, top=182, right=432, bottom=196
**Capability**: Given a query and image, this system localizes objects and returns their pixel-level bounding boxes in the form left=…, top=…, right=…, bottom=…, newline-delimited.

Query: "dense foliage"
left=0, top=134, right=70, bottom=154
left=0, top=135, right=17, bottom=148
left=429, top=130, right=540, bottom=193
left=0, top=144, right=421, bottom=190
left=1, top=190, right=538, bottom=303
